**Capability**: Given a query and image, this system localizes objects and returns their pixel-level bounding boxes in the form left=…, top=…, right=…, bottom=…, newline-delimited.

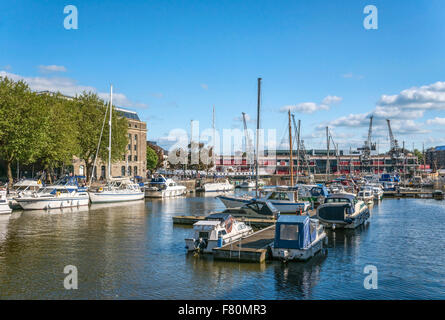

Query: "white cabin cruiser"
left=185, top=213, right=253, bottom=253
left=218, top=199, right=279, bottom=219
left=7, top=179, right=43, bottom=209
left=14, top=176, right=89, bottom=210
left=197, top=179, right=234, bottom=192
left=369, top=184, right=384, bottom=200
left=144, top=175, right=186, bottom=198
left=358, top=188, right=374, bottom=205
left=271, top=215, right=327, bottom=262
left=217, top=186, right=311, bottom=214
left=317, top=194, right=370, bottom=229
left=89, top=178, right=144, bottom=203
left=0, top=190, right=12, bottom=215
left=238, top=179, right=265, bottom=189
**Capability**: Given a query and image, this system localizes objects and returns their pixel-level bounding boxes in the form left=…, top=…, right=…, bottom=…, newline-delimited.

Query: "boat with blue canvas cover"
left=316, top=194, right=370, bottom=229
left=270, top=215, right=327, bottom=262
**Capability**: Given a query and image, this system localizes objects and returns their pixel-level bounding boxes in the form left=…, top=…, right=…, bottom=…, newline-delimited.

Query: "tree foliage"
left=146, top=146, right=158, bottom=172
left=0, top=76, right=129, bottom=183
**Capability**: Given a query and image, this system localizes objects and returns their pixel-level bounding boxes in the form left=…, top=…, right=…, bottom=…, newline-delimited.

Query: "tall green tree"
left=0, top=77, right=47, bottom=184
left=146, top=146, right=159, bottom=173
left=75, top=92, right=128, bottom=182
left=35, top=93, right=79, bottom=182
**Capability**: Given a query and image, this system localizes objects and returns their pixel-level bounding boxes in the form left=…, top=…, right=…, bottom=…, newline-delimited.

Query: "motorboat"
left=358, top=188, right=374, bottom=205
left=144, top=175, right=187, bottom=198
left=433, top=190, right=444, bottom=200
left=316, top=194, right=370, bottom=229
left=197, top=179, right=234, bottom=192
left=0, top=190, right=12, bottom=215
left=294, top=184, right=329, bottom=206
left=89, top=177, right=145, bottom=203
left=238, top=179, right=265, bottom=189
left=218, top=199, right=279, bottom=219
left=185, top=213, right=253, bottom=253
left=382, top=181, right=396, bottom=192
left=270, top=215, right=327, bottom=262
left=217, top=186, right=311, bottom=214
left=14, top=176, right=89, bottom=210
left=6, top=179, right=43, bottom=209
left=369, top=184, right=384, bottom=200
left=328, top=183, right=355, bottom=196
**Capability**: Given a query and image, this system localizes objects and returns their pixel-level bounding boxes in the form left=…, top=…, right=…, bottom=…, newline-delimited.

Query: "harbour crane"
left=386, top=119, right=405, bottom=172
left=358, top=116, right=376, bottom=171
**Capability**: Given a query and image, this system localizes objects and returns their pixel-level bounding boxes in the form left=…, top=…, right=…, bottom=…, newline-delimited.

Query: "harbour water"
left=0, top=191, right=444, bottom=299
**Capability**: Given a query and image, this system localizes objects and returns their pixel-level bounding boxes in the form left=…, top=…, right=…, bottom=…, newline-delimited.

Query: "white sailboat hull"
left=200, top=183, right=234, bottom=192
left=89, top=191, right=145, bottom=203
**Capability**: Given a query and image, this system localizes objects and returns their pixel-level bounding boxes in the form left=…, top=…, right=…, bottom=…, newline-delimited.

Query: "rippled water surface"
left=0, top=192, right=444, bottom=299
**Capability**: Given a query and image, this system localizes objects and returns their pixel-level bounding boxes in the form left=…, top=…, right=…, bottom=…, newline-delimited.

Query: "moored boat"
left=358, top=188, right=374, bottom=205
left=0, top=190, right=12, bottom=215
left=144, top=175, right=187, bottom=198
left=14, top=176, right=89, bottom=210
left=217, top=186, right=311, bottom=214
left=185, top=213, right=253, bottom=253
left=270, top=215, right=327, bottom=262
left=89, top=178, right=144, bottom=203
left=316, top=194, right=370, bottom=229
left=197, top=179, right=234, bottom=192
left=7, top=179, right=43, bottom=209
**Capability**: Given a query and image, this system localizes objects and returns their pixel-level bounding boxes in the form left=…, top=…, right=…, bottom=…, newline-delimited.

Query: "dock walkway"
left=213, top=225, right=276, bottom=263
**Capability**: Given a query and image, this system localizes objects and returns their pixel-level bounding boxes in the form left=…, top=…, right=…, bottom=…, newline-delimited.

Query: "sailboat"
left=88, top=85, right=145, bottom=203
left=197, top=106, right=235, bottom=192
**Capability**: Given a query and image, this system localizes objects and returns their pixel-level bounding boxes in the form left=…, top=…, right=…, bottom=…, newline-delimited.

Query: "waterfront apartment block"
left=214, top=149, right=419, bottom=175
left=73, top=107, right=147, bottom=179
left=426, top=146, right=445, bottom=171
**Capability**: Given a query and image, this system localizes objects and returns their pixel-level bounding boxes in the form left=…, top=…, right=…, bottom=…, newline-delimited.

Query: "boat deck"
left=213, top=225, right=276, bottom=263
left=173, top=215, right=276, bottom=228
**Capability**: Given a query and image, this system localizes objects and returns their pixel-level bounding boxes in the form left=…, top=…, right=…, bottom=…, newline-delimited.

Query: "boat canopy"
left=274, top=215, right=316, bottom=250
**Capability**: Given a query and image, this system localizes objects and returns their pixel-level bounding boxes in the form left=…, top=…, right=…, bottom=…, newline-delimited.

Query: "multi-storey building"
left=426, top=146, right=445, bottom=171
left=73, top=107, right=147, bottom=179
left=214, top=149, right=419, bottom=175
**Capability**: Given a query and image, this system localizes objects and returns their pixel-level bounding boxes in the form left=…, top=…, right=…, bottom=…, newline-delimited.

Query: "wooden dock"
left=213, top=225, right=276, bottom=263
left=384, top=191, right=435, bottom=198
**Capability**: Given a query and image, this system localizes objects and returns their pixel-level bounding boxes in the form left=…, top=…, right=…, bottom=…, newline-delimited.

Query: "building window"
left=128, top=144, right=131, bottom=150
left=123, top=155, right=126, bottom=161
left=134, top=144, right=137, bottom=151
left=128, top=155, right=132, bottom=162
left=121, top=166, right=125, bottom=176
left=134, top=156, right=138, bottom=162
left=128, top=133, right=131, bottom=140
left=135, top=124, right=138, bottom=128
left=134, top=166, right=138, bottom=176
left=79, top=165, right=84, bottom=176
left=127, top=166, right=132, bottom=176
left=134, top=134, right=137, bottom=141
left=101, top=166, right=106, bottom=179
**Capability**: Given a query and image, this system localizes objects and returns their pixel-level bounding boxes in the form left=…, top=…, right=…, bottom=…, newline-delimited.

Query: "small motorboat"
left=316, top=194, right=370, bottom=229
left=7, top=179, right=43, bottom=209
left=89, top=178, right=145, bottom=203
left=0, top=190, right=12, bottom=215
left=217, top=186, right=311, bottom=214
left=185, top=213, right=253, bottom=253
left=432, top=190, right=444, bottom=200
left=270, top=215, right=327, bottom=262
left=358, top=188, right=374, bottom=205
left=144, top=175, right=187, bottom=198
left=218, top=199, right=280, bottom=219
left=196, top=179, right=234, bottom=192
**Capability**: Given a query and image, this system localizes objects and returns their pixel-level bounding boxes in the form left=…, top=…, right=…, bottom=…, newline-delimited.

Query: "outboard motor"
left=194, top=238, right=208, bottom=253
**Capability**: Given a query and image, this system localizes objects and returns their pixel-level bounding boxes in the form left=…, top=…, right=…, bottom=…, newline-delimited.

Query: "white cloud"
left=280, top=95, right=342, bottom=114
left=0, top=70, right=147, bottom=109
left=426, top=117, right=445, bottom=126
left=39, top=65, right=67, bottom=73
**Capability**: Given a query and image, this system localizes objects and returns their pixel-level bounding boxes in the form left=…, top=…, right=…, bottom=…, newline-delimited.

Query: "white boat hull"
left=16, top=196, right=90, bottom=210
left=185, top=229, right=253, bottom=253
left=200, top=183, right=234, bottom=192
left=319, top=208, right=370, bottom=229
left=0, top=204, right=12, bottom=215
left=271, top=233, right=327, bottom=261
left=89, top=192, right=145, bottom=203
left=145, top=187, right=186, bottom=198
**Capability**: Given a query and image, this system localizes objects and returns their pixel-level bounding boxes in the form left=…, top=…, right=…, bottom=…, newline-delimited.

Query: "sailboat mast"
left=255, top=78, right=261, bottom=197
left=212, top=105, right=216, bottom=177
left=288, top=110, right=294, bottom=186
left=108, top=85, right=113, bottom=180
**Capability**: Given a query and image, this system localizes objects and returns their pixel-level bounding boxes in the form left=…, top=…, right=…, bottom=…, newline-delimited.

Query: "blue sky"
left=1, top=0, right=445, bottom=152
